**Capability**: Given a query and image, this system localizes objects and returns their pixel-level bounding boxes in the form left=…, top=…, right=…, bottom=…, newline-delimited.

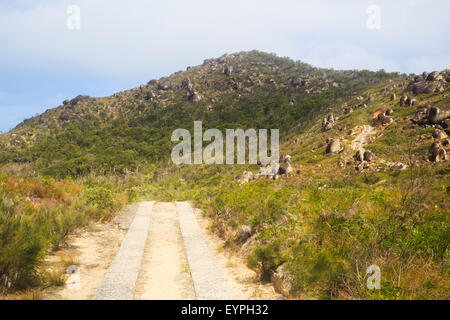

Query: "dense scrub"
left=0, top=172, right=125, bottom=293
left=134, top=161, right=448, bottom=300
left=194, top=167, right=449, bottom=299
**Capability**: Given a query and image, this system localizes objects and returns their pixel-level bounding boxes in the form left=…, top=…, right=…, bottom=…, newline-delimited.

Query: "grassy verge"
left=144, top=163, right=449, bottom=300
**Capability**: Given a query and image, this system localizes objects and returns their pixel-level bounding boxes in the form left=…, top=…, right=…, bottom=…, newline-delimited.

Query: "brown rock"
left=428, top=105, right=450, bottom=124
left=59, top=110, right=71, bottom=121
left=429, top=142, right=447, bottom=162
left=412, top=81, right=436, bottom=94
left=400, top=95, right=407, bottom=107
left=432, top=129, right=448, bottom=140
left=364, top=151, right=374, bottom=162
left=271, top=264, right=293, bottom=297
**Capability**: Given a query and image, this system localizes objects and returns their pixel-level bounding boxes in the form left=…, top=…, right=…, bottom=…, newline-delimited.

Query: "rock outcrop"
left=322, top=114, right=335, bottom=132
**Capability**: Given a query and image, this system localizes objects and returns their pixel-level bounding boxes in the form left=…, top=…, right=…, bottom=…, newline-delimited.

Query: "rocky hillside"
left=0, top=51, right=448, bottom=299
left=0, top=51, right=401, bottom=177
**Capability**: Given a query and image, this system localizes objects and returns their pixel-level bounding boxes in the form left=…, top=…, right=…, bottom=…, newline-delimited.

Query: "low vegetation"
left=0, top=171, right=125, bottom=293
left=0, top=51, right=448, bottom=299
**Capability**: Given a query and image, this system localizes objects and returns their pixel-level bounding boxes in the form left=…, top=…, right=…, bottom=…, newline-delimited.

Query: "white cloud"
left=0, top=0, right=448, bottom=78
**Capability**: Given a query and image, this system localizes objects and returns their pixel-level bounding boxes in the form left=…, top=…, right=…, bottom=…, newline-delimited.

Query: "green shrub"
left=84, top=186, right=119, bottom=211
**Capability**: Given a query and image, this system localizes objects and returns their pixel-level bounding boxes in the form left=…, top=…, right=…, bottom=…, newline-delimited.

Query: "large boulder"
left=326, top=139, right=341, bottom=154
left=158, top=80, right=172, bottom=90
left=59, top=109, right=71, bottom=121
left=411, top=104, right=431, bottom=124
left=364, top=151, right=374, bottom=162
left=427, top=71, right=442, bottom=81
left=327, top=114, right=335, bottom=123
left=406, top=96, right=417, bottom=107
left=432, top=129, right=448, bottom=140
left=322, top=114, right=335, bottom=132
left=70, top=95, right=90, bottom=106
left=278, top=162, right=293, bottom=176
left=323, top=121, right=334, bottom=131
left=373, top=113, right=393, bottom=126
left=400, top=95, right=407, bottom=107
left=412, top=81, right=436, bottom=94
left=428, top=104, right=450, bottom=124
left=443, top=119, right=450, bottom=129
left=223, top=65, right=232, bottom=76
left=429, top=142, right=447, bottom=162
left=181, top=78, right=193, bottom=92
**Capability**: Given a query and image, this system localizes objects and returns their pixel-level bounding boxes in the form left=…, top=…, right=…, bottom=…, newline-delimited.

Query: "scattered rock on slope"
left=236, top=171, right=253, bottom=184
left=181, top=78, right=193, bottom=92
left=428, top=104, right=450, bottom=124
left=322, top=114, right=335, bottom=132
left=326, top=139, right=341, bottom=154
left=429, top=141, right=448, bottom=162
left=158, top=80, right=172, bottom=90
left=411, top=81, right=436, bottom=94
left=70, top=95, right=90, bottom=106
left=427, top=71, right=443, bottom=82
left=372, top=111, right=393, bottom=127
left=59, top=109, right=71, bottom=121
left=188, top=91, right=201, bottom=102
left=223, top=65, right=232, bottom=76
left=278, top=155, right=293, bottom=177
left=363, top=150, right=374, bottom=162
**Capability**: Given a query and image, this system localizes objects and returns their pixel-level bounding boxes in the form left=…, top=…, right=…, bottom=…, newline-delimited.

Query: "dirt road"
left=44, top=202, right=282, bottom=300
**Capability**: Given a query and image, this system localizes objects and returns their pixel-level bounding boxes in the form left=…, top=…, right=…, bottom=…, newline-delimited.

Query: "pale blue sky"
left=0, top=0, right=449, bottom=131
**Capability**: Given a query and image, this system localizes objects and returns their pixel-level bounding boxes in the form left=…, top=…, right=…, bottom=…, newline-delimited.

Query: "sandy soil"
left=42, top=205, right=138, bottom=300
